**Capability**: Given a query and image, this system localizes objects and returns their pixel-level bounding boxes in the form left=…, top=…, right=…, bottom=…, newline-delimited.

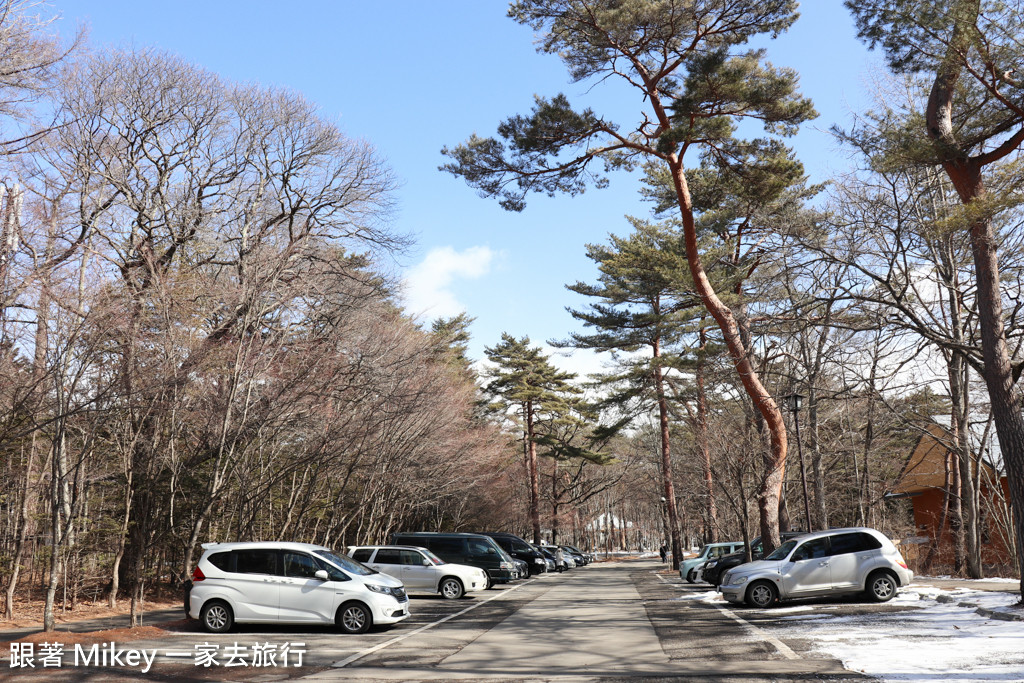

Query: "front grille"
left=394, top=587, right=408, bottom=602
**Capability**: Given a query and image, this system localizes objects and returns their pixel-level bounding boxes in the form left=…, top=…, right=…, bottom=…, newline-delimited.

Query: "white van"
left=187, top=541, right=410, bottom=633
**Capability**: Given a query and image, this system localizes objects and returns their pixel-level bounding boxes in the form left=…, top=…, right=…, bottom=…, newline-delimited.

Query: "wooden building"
left=889, top=422, right=1014, bottom=568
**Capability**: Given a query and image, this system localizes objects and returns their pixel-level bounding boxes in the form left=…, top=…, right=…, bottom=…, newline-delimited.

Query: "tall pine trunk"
left=670, top=157, right=788, bottom=551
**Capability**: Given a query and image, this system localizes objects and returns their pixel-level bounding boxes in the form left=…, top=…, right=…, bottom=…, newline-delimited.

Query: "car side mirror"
left=422, top=559, right=432, bottom=566
left=314, top=569, right=329, bottom=581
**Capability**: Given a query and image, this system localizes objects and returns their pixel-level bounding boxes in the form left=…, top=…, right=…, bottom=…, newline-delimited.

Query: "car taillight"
left=896, top=558, right=908, bottom=569
left=192, top=566, right=205, bottom=582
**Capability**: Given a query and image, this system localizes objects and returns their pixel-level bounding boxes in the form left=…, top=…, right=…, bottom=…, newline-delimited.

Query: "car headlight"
left=733, top=576, right=748, bottom=585
left=707, top=561, right=717, bottom=568
left=534, top=558, right=545, bottom=564
left=366, top=583, right=402, bottom=598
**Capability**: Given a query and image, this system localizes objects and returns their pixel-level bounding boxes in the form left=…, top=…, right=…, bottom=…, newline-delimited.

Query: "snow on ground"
left=760, top=584, right=1024, bottom=682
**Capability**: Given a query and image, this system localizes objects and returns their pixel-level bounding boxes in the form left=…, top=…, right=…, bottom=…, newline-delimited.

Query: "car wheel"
left=686, top=568, right=696, bottom=584
left=337, top=601, right=372, bottom=634
left=440, top=577, right=464, bottom=600
left=200, top=600, right=233, bottom=633
left=745, top=580, right=778, bottom=608
left=485, top=575, right=495, bottom=589
left=866, top=571, right=897, bottom=602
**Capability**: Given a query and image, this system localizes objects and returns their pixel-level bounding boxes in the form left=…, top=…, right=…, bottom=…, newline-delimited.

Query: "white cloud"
left=402, top=246, right=495, bottom=320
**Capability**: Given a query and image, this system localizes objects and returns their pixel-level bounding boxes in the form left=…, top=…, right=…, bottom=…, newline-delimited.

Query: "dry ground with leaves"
left=1, top=596, right=181, bottom=643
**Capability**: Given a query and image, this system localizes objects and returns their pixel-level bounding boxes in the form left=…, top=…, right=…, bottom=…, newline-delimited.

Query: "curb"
left=934, top=592, right=1024, bottom=621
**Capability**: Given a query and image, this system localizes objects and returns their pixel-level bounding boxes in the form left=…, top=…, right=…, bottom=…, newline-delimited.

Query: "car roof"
left=788, top=527, right=886, bottom=541
left=200, top=541, right=329, bottom=553
left=395, top=531, right=492, bottom=538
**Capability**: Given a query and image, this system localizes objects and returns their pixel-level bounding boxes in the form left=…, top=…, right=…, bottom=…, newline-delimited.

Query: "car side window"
left=234, top=549, right=277, bottom=575
left=349, top=548, right=373, bottom=563
left=431, top=538, right=464, bottom=556
left=207, top=552, right=232, bottom=571
left=401, top=550, right=425, bottom=566
left=791, top=538, right=829, bottom=561
left=283, top=552, right=320, bottom=578
left=468, top=540, right=494, bottom=555
left=375, top=548, right=403, bottom=564
left=859, top=532, right=883, bottom=550
left=828, top=533, right=865, bottom=555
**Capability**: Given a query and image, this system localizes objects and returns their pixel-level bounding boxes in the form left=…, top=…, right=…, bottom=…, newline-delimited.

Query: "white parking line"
left=655, top=571, right=799, bottom=660
left=333, top=579, right=537, bottom=668
left=715, top=604, right=799, bottom=659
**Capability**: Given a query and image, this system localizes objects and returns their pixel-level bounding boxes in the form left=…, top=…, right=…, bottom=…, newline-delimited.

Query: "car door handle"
left=818, top=561, right=829, bottom=567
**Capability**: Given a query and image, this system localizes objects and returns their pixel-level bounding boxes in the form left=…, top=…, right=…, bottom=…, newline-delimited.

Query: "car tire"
left=485, top=575, right=495, bottom=589
left=866, top=571, right=898, bottom=602
left=686, top=568, right=696, bottom=583
left=745, top=580, right=778, bottom=608
left=337, top=601, right=373, bottom=634
left=200, top=600, right=233, bottom=633
left=440, top=577, right=464, bottom=600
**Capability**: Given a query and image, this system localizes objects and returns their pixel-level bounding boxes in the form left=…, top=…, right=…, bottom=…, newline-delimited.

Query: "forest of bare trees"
left=1, top=0, right=1022, bottom=629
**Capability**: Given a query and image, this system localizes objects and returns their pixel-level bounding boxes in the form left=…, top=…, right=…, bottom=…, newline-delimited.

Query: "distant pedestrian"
left=659, top=544, right=667, bottom=563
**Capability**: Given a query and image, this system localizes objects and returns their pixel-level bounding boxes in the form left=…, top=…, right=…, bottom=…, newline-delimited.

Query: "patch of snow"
left=763, top=586, right=1024, bottom=682
left=671, top=590, right=722, bottom=602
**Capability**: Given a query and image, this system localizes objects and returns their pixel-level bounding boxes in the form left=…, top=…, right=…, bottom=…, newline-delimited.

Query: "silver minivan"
left=719, top=527, right=913, bottom=608
left=188, top=541, right=410, bottom=633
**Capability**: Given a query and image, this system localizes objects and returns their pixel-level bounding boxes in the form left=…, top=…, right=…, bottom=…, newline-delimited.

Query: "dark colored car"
left=559, top=545, right=587, bottom=566
left=535, top=544, right=570, bottom=572
left=560, top=544, right=594, bottom=564
left=481, top=532, right=549, bottom=576
left=702, top=532, right=806, bottom=587
left=390, top=532, right=516, bottom=588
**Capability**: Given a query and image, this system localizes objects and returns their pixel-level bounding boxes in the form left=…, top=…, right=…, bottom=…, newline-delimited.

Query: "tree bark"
left=526, top=399, right=541, bottom=545
left=696, top=329, right=717, bottom=542
left=669, top=156, right=787, bottom=551
left=653, top=333, right=683, bottom=569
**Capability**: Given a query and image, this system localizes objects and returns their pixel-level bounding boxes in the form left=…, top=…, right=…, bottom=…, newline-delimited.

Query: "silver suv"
left=719, top=527, right=913, bottom=608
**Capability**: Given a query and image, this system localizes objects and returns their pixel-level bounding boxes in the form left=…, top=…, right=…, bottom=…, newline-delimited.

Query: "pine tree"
left=443, top=0, right=816, bottom=550
left=562, top=220, right=699, bottom=568
left=846, top=0, right=1024, bottom=596
left=484, top=334, right=582, bottom=543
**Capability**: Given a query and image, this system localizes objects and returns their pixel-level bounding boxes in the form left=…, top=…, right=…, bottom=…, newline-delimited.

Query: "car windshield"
left=423, top=549, right=446, bottom=565
left=765, top=540, right=799, bottom=561
left=316, top=549, right=376, bottom=575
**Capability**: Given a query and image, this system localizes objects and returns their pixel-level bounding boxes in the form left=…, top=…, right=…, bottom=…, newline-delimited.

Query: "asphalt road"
left=1, top=559, right=886, bottom=682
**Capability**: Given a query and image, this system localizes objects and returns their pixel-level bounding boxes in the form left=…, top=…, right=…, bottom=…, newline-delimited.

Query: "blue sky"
left=59, top=1, right=880, bottom=374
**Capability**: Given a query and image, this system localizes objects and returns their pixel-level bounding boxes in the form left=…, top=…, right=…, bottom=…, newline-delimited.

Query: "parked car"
left=535, top=544, right=570, bottom=572
left=390, top=532, right=516, bottom=588
left=560, top=544, right=594, bottom=564
left=511, top=557, right=530, bottom=579
left=559, top=545, right=587, bottom=567
left=482, top=532, right=549, bottom=575
left=347, top=545, right=487, bottom=599
left=187, top=541, right=409, bottom=634
left=702, top=532, right=806, bottom=587
left=539, top=553, right=556, bottom=572
left=679, top=541, right=745, bottom=583
left=719, top=527, right=913, bottom=608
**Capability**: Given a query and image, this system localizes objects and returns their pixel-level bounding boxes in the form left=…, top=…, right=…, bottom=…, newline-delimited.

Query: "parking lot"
left=3, top=558, right=881, bottom=682
left=7, top=558, right=1022, bottom=682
